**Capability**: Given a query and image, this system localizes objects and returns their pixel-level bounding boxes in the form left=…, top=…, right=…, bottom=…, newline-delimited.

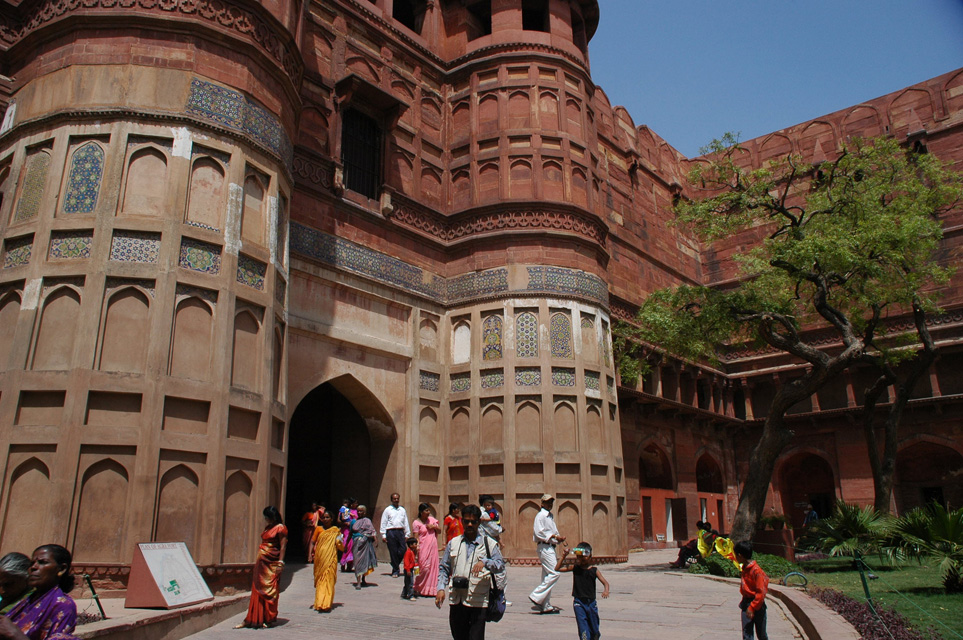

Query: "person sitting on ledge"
left=0, top=545, right=78, bottom=640
left=669, top=521, right=704, bottom=569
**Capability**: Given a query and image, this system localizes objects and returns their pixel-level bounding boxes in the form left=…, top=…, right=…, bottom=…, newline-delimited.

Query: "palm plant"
left=798, top=500, right=895, bottom=559
left=892, top=504, right=963, bottom=593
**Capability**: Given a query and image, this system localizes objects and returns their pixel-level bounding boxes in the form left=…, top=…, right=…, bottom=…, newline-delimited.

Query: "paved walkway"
left=185, top=550, right=804, bottom=640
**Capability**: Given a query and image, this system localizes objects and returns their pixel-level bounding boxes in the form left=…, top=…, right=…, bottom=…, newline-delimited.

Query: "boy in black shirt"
left=555, top=541, right=610, bottom=640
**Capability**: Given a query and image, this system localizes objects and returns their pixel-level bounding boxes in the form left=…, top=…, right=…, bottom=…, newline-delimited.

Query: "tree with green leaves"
left=620, top=134, right=963, bottom=542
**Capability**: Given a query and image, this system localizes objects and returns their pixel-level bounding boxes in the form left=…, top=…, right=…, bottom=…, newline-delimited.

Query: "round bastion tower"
left=0, top=0, right=299, bottom=573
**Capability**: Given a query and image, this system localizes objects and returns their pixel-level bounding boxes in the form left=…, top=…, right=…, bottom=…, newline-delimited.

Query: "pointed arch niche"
left=169, top=291, right=215, bottom=381
left=98, top=286, right=151, bottom=373
left=452, top=318, right=471, bottom=364
left=121, top=146, right=168, bottom=216
left=554, top=397, right=577, bottom=452
left=222, top=469, right=254, bottom=563
left=450, top=404, right=470, bottom=456
left=155, top=464, right=200, bottom=554
left=1, top=458, right=51, bottom=555
left=73, top=459, right=130, bottom=562
left=62, top=141, right=106, bottom=215
left=186, top=155, right=226, bottom=230
left=639, top=443, right=673, bottom=490
left=515, top=397, right=540, bottom=450
left=0, top=290, right=22, bottom=368
left=241, top=167, right=268, bottom=246
left=480, top=400, right=503, bottom=453
left=231, top=306, right=263, bottom=390
left=32, top=286, right=81, bottom=371
left=419, top=405, right=440, bottom=455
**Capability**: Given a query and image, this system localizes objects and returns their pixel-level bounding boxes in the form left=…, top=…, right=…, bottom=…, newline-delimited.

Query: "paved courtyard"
left=186, top=550, right=804, bottom=640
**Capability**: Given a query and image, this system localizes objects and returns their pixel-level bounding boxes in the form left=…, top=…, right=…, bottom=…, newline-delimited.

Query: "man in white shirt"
left=528, top=493, right=565, bottom=613
left=380, top=492, right=411, bottom=577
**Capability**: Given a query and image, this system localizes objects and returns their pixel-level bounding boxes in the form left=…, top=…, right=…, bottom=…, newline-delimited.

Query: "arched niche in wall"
left=538, top=91, right=559, bottom=131
left=98, top=287, right=150, bottom=373
left=272, top=325, right=284, bottom=402
left=0, top=458, right=51, bottom=555
left=299, top=108, right=330, bottom=155
left=419, top=406, right=439, bottom=455
left=571, top=167, right=588, bottom=208
left=639, top=442, right=673, bottom=490
left=508, top=91, right=531, bottom=129
left=419, top=316, right=438, bottom=360
left=895, top=441, right=963, bottom=514
left=421, top=97, right=442, bottom=139
left=543, top=160, right=564, bottom=201
left=565, top=99, right=582, bottom=139
left=186, top=156, right=226, bottom=230
left=557, top=500, right=580, bottom=543
left=452, top=320, right=471, bottom=364
left=421, top=167, right=441, bottom=205
left=450, top=405, right=470, bottom=456
left=452, top=101, right=471, bottom=142
left=31, top=286, right=81, bottom=371
left=480, top=401, right=503, bottom=453
left=549, top=312, right=572, bottom=358
left=481, top=314, right=502, bottom=361
left=553, top=398, right=577, bottom=452
left=241, top=169, right=267, bottom=246
left=478, top=162, right=499, bottom=202
left=586, top=401, right=603, bottom=453
left=515, top=311, right=538, bottom=358
left=509, top=159, right=532, bottom=199
left=0, top=164, right=11, bottom=215
left=451, top=169, right=471, bottom=210
left=516, top=500, right=540, bottom=550
left=478, top=94, right=498, bottom=134
left=696, top=453, right=724, bottom=494
left=231, top=307, right=262, bottom=390
left=591, top=502, right=608, bottom=553
left=61, top=141, right=106, bottom=216
left=155, top=464, right=200, bottom=554
left=580, top=315, right=597, bottom=363
left=222, top=470, right=253, bottom=563
left=121, top=147, right=168, bottom=216
left=515, top=398, right=541, bottom=450
left=0, top=291, right=22, bottom=368
left=389, top=151, right=413, bottom=193
left=74, top=459, right=129, bottom=562
left=13, top=146, right=52, bottom=224
left=169, top=296, right=214, bottom=381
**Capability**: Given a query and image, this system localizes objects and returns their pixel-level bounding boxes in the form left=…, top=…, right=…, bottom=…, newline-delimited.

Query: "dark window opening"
left=912, top=139, right=928, bottom=155
left=393, top=0, right=427, bottom=34
left=521, top=0, right=550, bottom=32
left=733, top=387, right=746, bottom=420
left=341, top=108, right=382, bottom=200
left=571, top=9, right=587, bottom=53
left=696, top=379, right=711, bottom=410
left=466, top=0, right=492, bottom=41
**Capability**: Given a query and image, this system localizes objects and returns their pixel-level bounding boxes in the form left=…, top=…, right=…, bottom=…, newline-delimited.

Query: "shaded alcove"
left=778, top=452, right=835, bottom=529
left=895, top=441, right=963, bottom=513
left=284, top=378, right=395, bottom=559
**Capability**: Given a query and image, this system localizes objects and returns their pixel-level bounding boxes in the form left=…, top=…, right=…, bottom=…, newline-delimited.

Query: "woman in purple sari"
left=0, top=545, right=77, bottom=640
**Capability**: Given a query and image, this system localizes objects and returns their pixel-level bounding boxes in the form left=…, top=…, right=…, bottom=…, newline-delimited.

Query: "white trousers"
left=528, top=543, right=559, bottom=608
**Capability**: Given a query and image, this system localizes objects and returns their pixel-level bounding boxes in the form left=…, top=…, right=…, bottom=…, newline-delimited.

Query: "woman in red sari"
left=236, top=506, right=287, bottom=629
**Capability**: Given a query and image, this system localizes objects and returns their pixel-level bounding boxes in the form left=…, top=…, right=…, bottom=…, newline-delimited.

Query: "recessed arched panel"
left=557, top=500, right=580, bottom=543
left=550, top=312, right=572, bottom=358
left=586, top=403, right=603, bottom=453
left=508, top=91, right=531, bottom=129
left=889, top=88, right=933, bottom=137
left=539, top=92, right=559, bottom=130
left=482, top=314, right=503, bottom=360
left=122, top=148, right=167, bottom=216
left=509, top=160, right=533, bottom=199
left=453, top=102, right=471, bottom=140
left=231, top=310, right=261, bottom=389
left=222, top=471, right=253, bottom=563
left=451, top=170, right=471, bottom=210
left=272, top=328, right=283, bottom=402
left=480, top=404, right=503, bottom=453
left=478, top=163, right=499, bottom=202
left=170, top=298, right=213, bottom=381
left=571, top=167, right=587, bottom=208
left=32, top=288, right=80, bottom=371
left=896, top=441, right=963, bottom=513
left=0, top=459, right=50, bottom=555
left=639, top=443, right=673, bottom=490
left=516, top=400, right=540, bottom=450
left=299, top=108, right=330, bottom=155
left=63, top=142, right=105, bottom=215
left=841, top=106, right=883, bottom=140
left=452, top=321, right=471, bottom=364
left=419, top=317, right=437, bottom=360
left=542, top=161, right=563, bottom=201
left=100, top=288, right=150, bottom=373
left=554, top=400, right=577, bottom=452
left=566, top=99, right=582, bottom=138
left=421, top=167, right=441, bottom=205
left=591, top=502, right=608, bottom=552
left=0, top=292, right=22, bottom=368
left=580, top=316, right=597, bottom=363
left=450, top=407, right=470, bottom=456
left=696, top=454, right=724, bottom=494
left=517, top=501, right=539, bottom=550
left=420, top=406, right=439, bottom=455
left=155, top=465, right=200, bottom=553
left=242, top=174, right=266, bottom=246
left=478, top=95, right=498, bottom=134
left=778, top=452, right=835, bottom=529
left=186, top=158, right=225, bottom=229
left=74, top=460, right=129, bottom=562
left=516, top=312, right=538, bottom=358
left=757, top=134, right=793, bottom=165
left=421, top=98, right=442, bottom=136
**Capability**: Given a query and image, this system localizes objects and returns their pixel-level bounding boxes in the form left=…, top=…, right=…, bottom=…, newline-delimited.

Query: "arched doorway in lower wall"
left=779, top=452, right=836, bottom=530
left=284, top=375, right=396, bottom=560
left=895, top=441, right=963, bottom=513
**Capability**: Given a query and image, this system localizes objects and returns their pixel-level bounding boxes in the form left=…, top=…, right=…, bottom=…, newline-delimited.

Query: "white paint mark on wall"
left=0, top=102, right=16, bottom=135
left=268, top=195, right=278, bottom=265
left=21, top=278, right=41, bottom=310
left=171, top=127, right=193, bottom=159
left=225, top=183, right=242, bottom=255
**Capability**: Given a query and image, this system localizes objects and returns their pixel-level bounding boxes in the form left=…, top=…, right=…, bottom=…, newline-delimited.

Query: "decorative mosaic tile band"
left=515, top=367, right=541, bottom=387
left=552, top=367, right=576, bottom=387
left=527, top=266, right=608, bottom=306
left=48, top=230, right=92, bottom=260
left=14, top=151, right=50, bottom=223
left=105, top=276, right=156, bottom=298
left=110, top=230, right=161, bottom=263
left=3, top=235, right=32, bottom=269
left=290, top=222, right=610, bottom=308
left=450, top=372, right=471, bottom=393
left=185, top=78, right=293, bottom=165
left=175, top=283, right=218, bottom=303
left=480, top=369, right=504, bottom=389
left=482, top=314, right=504, bottom=361
left=179, top=237, right=222, bottom=275
left=186, top=220, right=220, bottom=232
left=62, top=143, right=104, bottom=215
left=236, top=254, right=267, bottom=290
left=585, top=371, right=601, bottom=391
left=420, top=371, right=440, bottom=392
left=550, top=312, right=573, bottom=358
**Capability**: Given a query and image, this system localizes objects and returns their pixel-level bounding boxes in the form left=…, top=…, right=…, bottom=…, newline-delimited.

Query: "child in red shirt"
left=734, top=540, right=769, bottom=640
left=401, top=537, right=418, bottom=601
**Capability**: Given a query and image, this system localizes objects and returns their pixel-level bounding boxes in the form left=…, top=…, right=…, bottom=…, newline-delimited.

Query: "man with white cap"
left=529, top=493, right=565, bottom=613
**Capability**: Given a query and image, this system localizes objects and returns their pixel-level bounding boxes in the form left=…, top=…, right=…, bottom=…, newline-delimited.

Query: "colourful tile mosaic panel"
left=515, top=367, right=541, bottom=386
left=550, top=312, right=573, bottom=358
left=527, top=266, right=608, bottom=306
left=607, top=376, right=615, bottom=394
left=62, top=143, right=104, bottom=214
left=482, top=314, right=503, bottom=360
left=48, top=231, right=92, bottom=260
left=420, top=371, right=440, bottom=392
left=185, top=78, right=293, bottom=164
left=3, top=235, right=32, bottom=268
left=110, top=231, right=161, bottom=263
left=447, top=268, right=509, bottom=302
left=275, top=275, right=286, bottom=304
left=186, top=220, right=220, bottom=232
left=552, top=367, right=576, bottom=387
left=236, top=254, right=266, bottom=290
left=179, top=237, right=221, bottom=275
left=15, top=150, right=50, bottom=222
left=585, top=371, right=601, bottom=391
left=516, top=312, right=538, bottom=358
left=480, top=369, right=504, bottom=389
left=450, top=373, right=471, bottom=393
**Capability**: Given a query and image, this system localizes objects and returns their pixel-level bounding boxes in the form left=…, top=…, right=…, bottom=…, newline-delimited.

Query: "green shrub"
left=688, top=553, right=740, bottom=578
left=755, top=553, right=798, bottom=579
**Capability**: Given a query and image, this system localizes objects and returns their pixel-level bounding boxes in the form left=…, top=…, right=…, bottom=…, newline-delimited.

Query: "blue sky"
left=588, top=1, right=963, bottom=157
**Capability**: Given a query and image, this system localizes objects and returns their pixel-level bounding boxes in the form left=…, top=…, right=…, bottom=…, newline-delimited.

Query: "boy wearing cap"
left=529, top=493, right=566, bottom=614
left=556, top=541, right=610, bottom=640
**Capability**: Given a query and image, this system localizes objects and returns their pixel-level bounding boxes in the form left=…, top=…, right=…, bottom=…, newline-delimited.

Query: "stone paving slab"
left=182, top=550, right=806, bottom=640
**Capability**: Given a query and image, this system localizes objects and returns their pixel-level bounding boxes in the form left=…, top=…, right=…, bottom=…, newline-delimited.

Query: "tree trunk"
left=729, top=414, right=793, bottom=542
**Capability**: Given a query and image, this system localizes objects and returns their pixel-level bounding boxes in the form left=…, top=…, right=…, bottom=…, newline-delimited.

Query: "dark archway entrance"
left=896, top=442, right=963, bottom=513
left=779, top=453, right=835, bottom=530
left=284, top=376, right=395, bottom=559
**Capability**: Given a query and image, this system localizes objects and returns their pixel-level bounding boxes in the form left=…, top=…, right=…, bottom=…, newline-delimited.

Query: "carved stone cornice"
left=0, top=0, right=303, bottom=87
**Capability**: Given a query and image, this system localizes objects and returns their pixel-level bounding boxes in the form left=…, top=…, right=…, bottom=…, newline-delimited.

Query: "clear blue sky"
left=588, top=1, right=963, bottom=157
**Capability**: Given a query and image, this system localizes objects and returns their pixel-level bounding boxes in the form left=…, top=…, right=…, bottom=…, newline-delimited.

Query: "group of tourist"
left=0, top=545, right=79, bottom=640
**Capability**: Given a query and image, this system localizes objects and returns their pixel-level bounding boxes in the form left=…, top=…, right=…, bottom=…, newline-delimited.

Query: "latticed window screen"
left=341, top=108, right=382, bottom=199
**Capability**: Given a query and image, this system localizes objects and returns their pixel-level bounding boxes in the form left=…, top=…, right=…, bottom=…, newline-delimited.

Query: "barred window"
left=341, top=108, right=382, bottom=199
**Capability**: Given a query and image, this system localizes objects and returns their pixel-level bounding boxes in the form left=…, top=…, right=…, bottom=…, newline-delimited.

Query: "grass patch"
left=800, top=557, right=963, bottom=638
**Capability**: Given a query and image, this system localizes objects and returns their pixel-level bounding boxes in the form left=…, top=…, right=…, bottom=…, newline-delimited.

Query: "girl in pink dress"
left=411, top=502, right=441, bottom=596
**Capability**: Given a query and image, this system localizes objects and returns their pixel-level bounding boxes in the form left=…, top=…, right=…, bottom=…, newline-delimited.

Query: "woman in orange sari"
left=308, top=510, right=342, bottom=612
left=236, top=506, right=288, bottom=629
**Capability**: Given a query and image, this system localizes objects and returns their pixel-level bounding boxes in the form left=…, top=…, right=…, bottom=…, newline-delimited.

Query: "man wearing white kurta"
left=528, top=493, right=565, bottom=613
